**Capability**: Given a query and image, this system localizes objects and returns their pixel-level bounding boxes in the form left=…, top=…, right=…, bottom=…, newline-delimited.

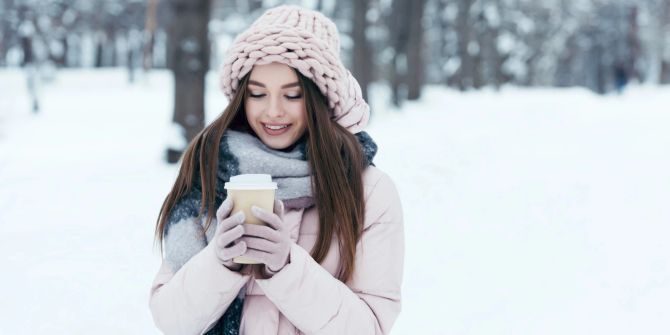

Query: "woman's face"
left=245, top=62, right=307, bottom=150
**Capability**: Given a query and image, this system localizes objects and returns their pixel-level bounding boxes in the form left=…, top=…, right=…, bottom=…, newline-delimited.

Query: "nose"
left=266, top=95, right=285, bottom=118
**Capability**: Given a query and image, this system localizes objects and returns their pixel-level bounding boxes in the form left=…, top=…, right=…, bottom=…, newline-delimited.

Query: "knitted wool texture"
left=219, top=5, right=370, bottom=133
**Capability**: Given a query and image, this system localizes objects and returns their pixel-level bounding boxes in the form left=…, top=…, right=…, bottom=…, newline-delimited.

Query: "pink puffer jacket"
left=149, top=166, right=404, bottom=334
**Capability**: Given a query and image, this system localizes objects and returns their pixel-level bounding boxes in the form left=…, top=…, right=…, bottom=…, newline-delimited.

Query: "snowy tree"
left=352, top=0, right=373, bottom=102
left=388, top=0, right=426, bottom=105
left=165, top=0, right=211, bottom=163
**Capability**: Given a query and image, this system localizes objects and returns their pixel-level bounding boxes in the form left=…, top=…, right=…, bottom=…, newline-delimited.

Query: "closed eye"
left=248, top=93, right=301, bottom=100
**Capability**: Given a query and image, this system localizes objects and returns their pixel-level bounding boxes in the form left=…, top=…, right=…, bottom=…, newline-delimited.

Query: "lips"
left=262, top=122, right=292, bottom=136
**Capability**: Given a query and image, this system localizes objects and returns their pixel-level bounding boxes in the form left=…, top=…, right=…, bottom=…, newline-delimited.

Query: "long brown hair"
left=154, top=69, right=366, bottom=282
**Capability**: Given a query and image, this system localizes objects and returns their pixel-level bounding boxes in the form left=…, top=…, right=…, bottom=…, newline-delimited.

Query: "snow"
left=1, top=69, right=669, bottom=334
left=497, top=32, right=516, bottom=54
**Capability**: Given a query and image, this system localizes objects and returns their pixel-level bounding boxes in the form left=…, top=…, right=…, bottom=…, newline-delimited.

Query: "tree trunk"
left=406, top=0, right=425, bottom=100
left=352, top=0, right=372, bottom=102
left=108, top=30, right=117, bottom=67
left=94, top=33, right=103, bottom=67
left=20, top=34, right=34, bottom=66
left=248, top=0, right=264, bottom=13
left=627, top=5, right=641, bottom=82
left=456, top=0, right=474, bottom=90
left=661, top=61, right=670, bottom=84
left=143, top=0, right=158, bottom=71
left=389, top=0, right=411, bottom=106
left=660, top=0, right=670, bottom=84
left=127, top=30, right=139, bottom=83
left=437, top=0, right=448, bottom=84
left=472, top=30, right=484, bottom=89
left=52, top=37, right=68, bottom=67
left=167, top=0, right=211, bottom=164
left=490, top=0, right=505, bottom=88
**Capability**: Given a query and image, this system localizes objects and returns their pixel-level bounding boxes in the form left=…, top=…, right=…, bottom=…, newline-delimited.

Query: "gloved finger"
left=273, top=199, right=285, bottom=218
left=216, top=197, right=234, bottom=222
left=240, top=236, right=277, bottom=254
left=217, top=224, right=245, bottom=248
left=216, top=211, right=245, bottom=236
left=219, top=241, right=247, bottom=261
left=251, top=206, right=283, bottom=231
left=242, top=223, right=280, bottom=242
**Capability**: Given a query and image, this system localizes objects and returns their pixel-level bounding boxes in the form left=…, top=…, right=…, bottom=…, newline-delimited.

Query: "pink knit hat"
left=219, top=5, right=370, bottom=133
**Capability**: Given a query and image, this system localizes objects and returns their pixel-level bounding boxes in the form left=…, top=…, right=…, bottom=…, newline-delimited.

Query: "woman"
left=149, top=5, right=404, bottom=335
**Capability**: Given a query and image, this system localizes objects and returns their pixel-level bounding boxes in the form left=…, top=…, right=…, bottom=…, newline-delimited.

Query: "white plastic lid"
left=224, top=174, right=278, bottom=190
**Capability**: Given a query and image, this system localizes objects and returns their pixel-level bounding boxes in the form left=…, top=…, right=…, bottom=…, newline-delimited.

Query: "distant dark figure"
left=25, top=65, right=39, bottom=113
left=19, top=22, right=40, bottom=114
left=614, top=63, right=628, bottom=94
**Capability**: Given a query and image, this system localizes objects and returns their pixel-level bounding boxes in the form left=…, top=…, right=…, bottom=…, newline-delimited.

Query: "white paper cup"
left=224, top=174, right=277, bottom=264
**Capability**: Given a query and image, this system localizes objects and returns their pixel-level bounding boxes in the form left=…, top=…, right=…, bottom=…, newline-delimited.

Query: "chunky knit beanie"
left=219, top=5, right=370, bottom=133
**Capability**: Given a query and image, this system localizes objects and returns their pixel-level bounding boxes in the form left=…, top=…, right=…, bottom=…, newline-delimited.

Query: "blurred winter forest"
left=2, top=0, right=669, bottom=158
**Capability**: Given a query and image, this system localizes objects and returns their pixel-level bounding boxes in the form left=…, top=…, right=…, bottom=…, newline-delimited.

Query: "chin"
left=252, top=131, right=294, bottom=149
left=263, top=139, right=288, bottom=149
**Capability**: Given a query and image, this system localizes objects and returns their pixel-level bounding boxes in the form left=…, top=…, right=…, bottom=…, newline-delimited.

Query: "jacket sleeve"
left=149, top=188, right=251, bottom=335
left=149, top=243, right=249, bottom=335
left=254, top=172, right=404, bottom=334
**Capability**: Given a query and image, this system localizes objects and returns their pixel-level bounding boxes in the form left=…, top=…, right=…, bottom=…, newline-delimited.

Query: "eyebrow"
left=248, top=80, right=300, bottom=89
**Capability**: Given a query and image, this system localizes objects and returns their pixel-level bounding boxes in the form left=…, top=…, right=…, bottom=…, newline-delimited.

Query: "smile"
left=262, top=123, right=292, bottom=135
left=264, top=124, right=290, bottom=130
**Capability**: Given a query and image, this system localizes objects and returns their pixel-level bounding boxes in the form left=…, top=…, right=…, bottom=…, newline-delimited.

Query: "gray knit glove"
left=240, top=199, right=290, bottom=276
left=214, top=198, right=247, bottom=271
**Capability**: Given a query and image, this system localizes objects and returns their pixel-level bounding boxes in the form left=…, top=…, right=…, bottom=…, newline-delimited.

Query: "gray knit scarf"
left=225, top=130, right=315, bottom=210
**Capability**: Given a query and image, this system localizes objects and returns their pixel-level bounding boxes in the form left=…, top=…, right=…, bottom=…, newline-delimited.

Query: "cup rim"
left=224, top=183, right=278, bottom=190
left=224, top=173, right=278, bottom=190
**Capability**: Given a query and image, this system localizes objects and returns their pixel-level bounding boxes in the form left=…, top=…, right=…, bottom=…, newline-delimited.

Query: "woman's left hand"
left=241, top=199, right=291, bottom=275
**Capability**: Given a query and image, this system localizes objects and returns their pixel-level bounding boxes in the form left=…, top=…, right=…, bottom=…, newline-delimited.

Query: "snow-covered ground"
left=1, top=69, right=669, bottom=334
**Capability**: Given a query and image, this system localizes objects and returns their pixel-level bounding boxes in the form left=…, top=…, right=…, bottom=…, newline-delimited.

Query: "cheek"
left=245, top=101, right=262, bottom=118
left=289, top=103, right=307, bottom=121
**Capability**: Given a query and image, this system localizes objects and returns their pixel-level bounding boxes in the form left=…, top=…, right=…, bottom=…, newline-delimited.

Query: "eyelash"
left=249, top=93, right=302, bottom=100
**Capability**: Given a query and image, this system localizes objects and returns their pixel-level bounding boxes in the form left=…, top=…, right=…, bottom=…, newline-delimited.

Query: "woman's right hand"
left=214, top=198, right=247, bottom=271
